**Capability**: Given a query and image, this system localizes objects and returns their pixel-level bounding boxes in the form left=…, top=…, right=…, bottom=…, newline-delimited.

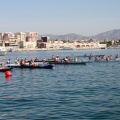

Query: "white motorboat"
left=0, top=47, right=7, bottom=56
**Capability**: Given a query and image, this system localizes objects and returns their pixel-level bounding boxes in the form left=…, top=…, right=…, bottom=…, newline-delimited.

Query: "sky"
left=0, top=0, right=120, bottom=36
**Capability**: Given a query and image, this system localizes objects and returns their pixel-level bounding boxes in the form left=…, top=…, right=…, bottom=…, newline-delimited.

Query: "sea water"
left=0, top=49, right=120, bottom=119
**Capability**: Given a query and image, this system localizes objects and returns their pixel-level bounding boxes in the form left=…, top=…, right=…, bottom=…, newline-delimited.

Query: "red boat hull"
left=0, top=67, right=12, bottom=72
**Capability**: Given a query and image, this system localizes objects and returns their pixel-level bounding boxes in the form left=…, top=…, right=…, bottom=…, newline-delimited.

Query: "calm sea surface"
left=0, top=49, right=120, bottom=120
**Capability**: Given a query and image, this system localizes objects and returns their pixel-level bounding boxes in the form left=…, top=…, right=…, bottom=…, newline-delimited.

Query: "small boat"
left=8, top=48, right=13, bottom=52
left=0, top=47, right=7, bottom=56
left=0, top=67, right=12, bottom=72
left=101, top=47, right=107, bottom=49
left=62, top=47, right=73, bottom=50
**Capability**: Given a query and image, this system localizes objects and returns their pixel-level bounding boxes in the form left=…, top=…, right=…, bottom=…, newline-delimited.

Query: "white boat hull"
left=0, top=51, right=7, bottom=56
left=0, top=47, right=7, bottom=56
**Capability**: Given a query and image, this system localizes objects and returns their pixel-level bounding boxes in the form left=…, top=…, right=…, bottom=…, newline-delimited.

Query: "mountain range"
left=39, top=29, right=120, bottom=41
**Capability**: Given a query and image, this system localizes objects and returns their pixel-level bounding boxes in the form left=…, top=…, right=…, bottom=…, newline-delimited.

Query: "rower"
left=20, top=58, right=25, bottom=66
left=74, top=57, right=78, bottom=61
left=94, top=56, right=99, bottom=61
left=1, top=60, right=4, bottom=66
left=24, top=58, right=28, bottom=63
left=101, top=55, right=106, bottom=60
left=55, top=55, right=61, bottom=62
left=106, top=56, right=110, bottom=62
left=14, top=57, right=19, bottom=64
left=43, top=57, right=47, bottom=62
left=115, top=54, right=119, bottom=59
left=6, top=59, right=11, bottom=64
left=109, top=55, right=112, bottom=59
left=34, top=57, right=39, bottom=61
left=89, top=53, right=93, bottom=59
left=84, top=53, right=87, bottom=57
left=52, top=55, right=55, bottom=60
left=64, top=57, right=70, bottom=63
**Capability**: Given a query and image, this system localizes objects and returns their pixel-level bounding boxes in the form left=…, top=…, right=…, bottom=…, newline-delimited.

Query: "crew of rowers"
left=51, top=55, right=71, bottom=62
left=87, top=53, right=119, bottom=62
left=0, top=53, right=119, bottom=66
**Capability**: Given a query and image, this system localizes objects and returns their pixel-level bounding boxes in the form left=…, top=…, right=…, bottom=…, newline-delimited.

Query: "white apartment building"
left=25, top=32, right=38, bottom=49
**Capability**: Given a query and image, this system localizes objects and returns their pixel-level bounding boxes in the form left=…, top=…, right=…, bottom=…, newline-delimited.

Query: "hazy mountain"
left=39, top=29, right=120, bottom=41
left=39, top=33, right=87, bottom=41
left=92, top=29, right=120, bottom=40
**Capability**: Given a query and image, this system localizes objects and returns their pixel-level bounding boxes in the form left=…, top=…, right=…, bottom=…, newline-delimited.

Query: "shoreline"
left=12, top=48, right=104, bottom=52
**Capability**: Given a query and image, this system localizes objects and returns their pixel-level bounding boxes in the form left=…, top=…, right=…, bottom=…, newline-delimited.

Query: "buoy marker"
left=5, top=71, right=12, bottom=77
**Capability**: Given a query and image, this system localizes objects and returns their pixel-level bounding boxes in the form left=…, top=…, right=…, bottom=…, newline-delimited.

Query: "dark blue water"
left=0, top=49, right=120, bottom=119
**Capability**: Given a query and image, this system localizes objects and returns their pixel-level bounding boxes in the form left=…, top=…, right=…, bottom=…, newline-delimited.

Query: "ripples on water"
left=0, top=49, right=120, bottom=119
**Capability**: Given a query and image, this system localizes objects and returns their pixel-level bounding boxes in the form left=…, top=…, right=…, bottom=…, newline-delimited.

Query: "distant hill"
left=39, top=33, right=87, bottom=41
left=39, top=29, right=120, bottom=41
left=92, top=29, right=120, bottom=40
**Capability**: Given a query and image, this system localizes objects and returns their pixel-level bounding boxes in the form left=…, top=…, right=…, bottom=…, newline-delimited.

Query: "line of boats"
left=0, top=55, right=120, bottom=72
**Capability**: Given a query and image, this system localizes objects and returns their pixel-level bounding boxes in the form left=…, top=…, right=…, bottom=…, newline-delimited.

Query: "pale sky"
left=0, top=0, right=120, bottom=36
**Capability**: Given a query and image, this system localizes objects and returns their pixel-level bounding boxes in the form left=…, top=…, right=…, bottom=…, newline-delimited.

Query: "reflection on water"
left=5, top=76, right=12, bottom=82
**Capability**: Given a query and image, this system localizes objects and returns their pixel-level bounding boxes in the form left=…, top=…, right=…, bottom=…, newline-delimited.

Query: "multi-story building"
left=0, top=32, right=4, bottom=46
left=0, top=32, right=39, bottom=49
left=37, top=36, right=106, bottom=50
left=25, top=32, right=38, bottom=49
left=14, top=32, right=26, bottom=48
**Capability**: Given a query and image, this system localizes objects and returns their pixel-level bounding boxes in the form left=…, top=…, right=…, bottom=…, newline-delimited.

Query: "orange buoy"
left=5, top=71, right=12, bottom=77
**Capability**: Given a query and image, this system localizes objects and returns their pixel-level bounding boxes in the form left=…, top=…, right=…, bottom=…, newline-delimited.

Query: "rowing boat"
left=49, top=61, right=87, bottom=65
left=0, top=67, right=12, bottom=72
left=19, top=64, right=53, bottom=69
left=5, top=63, right=53, bottom=69
left=87, top=57, right=120, bottom=63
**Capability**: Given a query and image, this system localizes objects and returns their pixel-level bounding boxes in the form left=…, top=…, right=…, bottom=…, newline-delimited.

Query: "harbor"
left=0, top=49, right=120, bottom=119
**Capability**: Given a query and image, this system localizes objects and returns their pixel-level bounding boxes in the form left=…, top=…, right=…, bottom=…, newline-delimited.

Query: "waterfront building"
left=14, top=32, right=26, bottom=48
left=0, top=32, right=19, bottom=50
left=0, top=32, right=4, bottom=46
left=25, top=32, right=38, bottom=49
left=37, top=38, right=105, bottom=50
left=0, top=32, right=107, bottom=50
